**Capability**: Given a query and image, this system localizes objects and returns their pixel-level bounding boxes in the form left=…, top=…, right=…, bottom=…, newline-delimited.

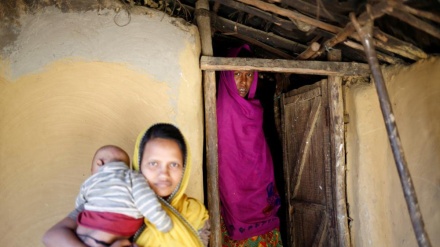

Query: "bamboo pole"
left=393, top=2, right=440, bottom=23
left=385, top=8, right=440, bottom=40
left=373, top=28, right=427, bottom=60
left=350, top=13, right=432, bottom=247
left=195, top=1, right=220, bottom=246
left=297, top=42, right=320, bottom=60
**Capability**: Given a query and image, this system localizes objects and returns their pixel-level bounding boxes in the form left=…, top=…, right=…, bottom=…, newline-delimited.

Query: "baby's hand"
left=109, top=239, right=138, bottom=247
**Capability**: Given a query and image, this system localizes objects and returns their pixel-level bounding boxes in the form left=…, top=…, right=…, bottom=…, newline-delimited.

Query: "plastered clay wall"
left=0, top=5, right=203, bottom=247
left=345, top=57, right=440, bottom=246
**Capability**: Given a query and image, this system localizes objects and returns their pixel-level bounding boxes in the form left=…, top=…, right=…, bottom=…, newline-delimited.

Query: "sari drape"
left=132, top=126, right=209, bottom=246
left=217, top=44, right=281, bottom=240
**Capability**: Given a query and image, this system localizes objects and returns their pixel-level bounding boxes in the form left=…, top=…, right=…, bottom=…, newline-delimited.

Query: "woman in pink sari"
left=217, top=44, right=283, bottom=246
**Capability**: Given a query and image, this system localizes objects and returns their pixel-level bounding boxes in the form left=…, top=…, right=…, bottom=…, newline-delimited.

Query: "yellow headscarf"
left=132, top=125, right=209, bottom=247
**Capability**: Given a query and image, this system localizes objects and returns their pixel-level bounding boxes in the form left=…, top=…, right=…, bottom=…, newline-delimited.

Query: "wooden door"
left=281, top=79, right=349, bottom=247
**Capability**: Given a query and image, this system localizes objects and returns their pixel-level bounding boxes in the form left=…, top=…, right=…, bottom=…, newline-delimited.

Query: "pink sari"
left=217, top=44, right=280, bottom=240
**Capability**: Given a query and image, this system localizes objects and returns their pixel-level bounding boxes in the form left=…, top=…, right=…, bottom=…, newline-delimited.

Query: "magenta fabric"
left=217, top=44, right=281, bottom=240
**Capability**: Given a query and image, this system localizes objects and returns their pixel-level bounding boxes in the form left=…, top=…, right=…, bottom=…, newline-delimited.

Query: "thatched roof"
left=151, top=0, right=440, bottom=65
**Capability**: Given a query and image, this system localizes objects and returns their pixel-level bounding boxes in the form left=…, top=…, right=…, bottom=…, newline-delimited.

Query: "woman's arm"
left=42, top=217, right=87, bottom=247
left=43, top=216, right=139, bottom=247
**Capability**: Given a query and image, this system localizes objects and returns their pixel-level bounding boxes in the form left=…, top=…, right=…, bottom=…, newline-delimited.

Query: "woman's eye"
left=170, top=163, right=179, bottom=168
left=246, top=73, right=252, bottom=77
left=234, top=72, right=240, bottom=76
left=148, top=162, right=157, bottom=167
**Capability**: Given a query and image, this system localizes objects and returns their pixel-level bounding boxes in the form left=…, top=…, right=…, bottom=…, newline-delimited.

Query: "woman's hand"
left=109, top=239, right=139, bottom=247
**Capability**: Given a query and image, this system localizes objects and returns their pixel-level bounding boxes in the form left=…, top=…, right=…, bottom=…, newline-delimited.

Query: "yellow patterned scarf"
left=132, top=127, right=209, bottom=246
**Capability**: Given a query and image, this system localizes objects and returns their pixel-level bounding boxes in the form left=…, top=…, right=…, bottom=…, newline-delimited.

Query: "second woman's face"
left=140, top=138, right=184, bottom=198
left=233, top=70, right=254, bottom=98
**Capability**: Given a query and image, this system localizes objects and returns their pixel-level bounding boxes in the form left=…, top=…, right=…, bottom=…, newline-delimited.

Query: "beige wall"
left=0, top=6, right=203, bottom=247
left=345, top=57, right=440, bottom=246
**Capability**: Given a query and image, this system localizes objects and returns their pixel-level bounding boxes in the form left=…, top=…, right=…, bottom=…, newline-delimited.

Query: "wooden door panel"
left=292, top=201, right=327, bottom=247
left=282, top=80, right=337, bottom=246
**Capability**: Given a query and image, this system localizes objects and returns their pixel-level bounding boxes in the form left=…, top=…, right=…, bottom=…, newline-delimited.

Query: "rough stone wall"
left=345, top=57, right=440, bottom=246
left=0, top=3, right=203, bottom=247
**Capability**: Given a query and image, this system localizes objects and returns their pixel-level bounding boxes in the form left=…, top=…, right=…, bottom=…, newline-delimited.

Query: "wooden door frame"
left=328, top=75, right=351, bottom=246
left=328, top=50, right=351, bottom=247
left=198, top=45, right=359, bottom=246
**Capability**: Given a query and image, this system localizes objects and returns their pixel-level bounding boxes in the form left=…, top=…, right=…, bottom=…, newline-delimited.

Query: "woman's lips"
left=155, top=181, right=171, bottom=188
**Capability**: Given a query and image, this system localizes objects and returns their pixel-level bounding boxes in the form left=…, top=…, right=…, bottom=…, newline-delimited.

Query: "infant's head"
left=91, top=145, right=130, bottom=174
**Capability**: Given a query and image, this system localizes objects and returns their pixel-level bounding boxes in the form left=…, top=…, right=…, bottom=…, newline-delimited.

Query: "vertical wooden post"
left=327, top=49, right=351, bottom=247
left=195, top=1, right=221, bottom=246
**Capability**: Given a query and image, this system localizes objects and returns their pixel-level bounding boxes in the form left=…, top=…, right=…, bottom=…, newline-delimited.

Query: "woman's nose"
left=238, top=76, right=246, bottom=85
left=158, top=165, right=170, bottom=176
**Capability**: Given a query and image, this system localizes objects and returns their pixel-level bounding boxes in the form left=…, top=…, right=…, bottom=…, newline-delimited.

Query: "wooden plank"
left=312, top=211, right=329, bottom=247
left=320, top=79, right=335, bottom=247
left=213, top=0, right=297, bottom=31
left=273, top=0, right=423, bottom=62
left=211, top=1, right=404, bottom=64
left=284, top=86, right=321, bottom=104
left=385, top=8, right=440, bottom=40
left=281, top=94, right=293, bottom=247
left=327, top=50, right=350, bottom=247
left=236, top=0, right=342, bottom=34
left=342, top=40, right=403, bottom=64
left=292, top=201, right=326, bottom=212
left=212, top=15, right=307, bottom=54
left=282, top=80, right=332, bottom=246
left=285, top=82, right=321, bottom=97
left=235, top=0, right=415, bottom=63
left=394, top=2, right=440, bottom=23
left=373, top=28, right=427, bottom=60
left=292, top=97, right=322, bottom=197
left=281, top=0, right=348, bottom=24
left=195, top=1, right=220, bottom=247
left=201, top=56, right=371, bottom=76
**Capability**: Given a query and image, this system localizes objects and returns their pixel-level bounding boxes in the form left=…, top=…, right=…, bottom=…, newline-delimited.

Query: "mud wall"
left=0, top=4, right=203, bottom=247
left=345, top=57, right=440, bottom=246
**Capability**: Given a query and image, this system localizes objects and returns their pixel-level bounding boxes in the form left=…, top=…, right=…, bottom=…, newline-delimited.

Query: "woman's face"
left=233, top=70, right=254, bottom=98
left=140, top=138, right=184, bottom=197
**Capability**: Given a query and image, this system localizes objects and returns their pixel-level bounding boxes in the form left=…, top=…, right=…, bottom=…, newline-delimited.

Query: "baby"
left=69, top=145, right=172, bottom=247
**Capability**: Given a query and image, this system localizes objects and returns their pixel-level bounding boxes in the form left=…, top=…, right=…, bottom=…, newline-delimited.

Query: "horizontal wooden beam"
left=200, top=56, right=371, bottom=76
